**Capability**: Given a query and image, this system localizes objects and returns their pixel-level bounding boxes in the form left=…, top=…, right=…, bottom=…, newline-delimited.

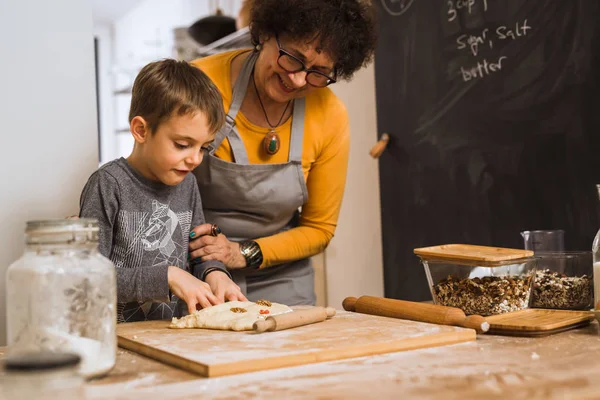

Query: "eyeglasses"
left=275, top=35, right=337, bottom=87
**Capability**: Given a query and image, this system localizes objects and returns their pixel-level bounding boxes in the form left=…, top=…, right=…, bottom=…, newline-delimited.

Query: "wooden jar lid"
left=414, top=244, right=534, bottom=264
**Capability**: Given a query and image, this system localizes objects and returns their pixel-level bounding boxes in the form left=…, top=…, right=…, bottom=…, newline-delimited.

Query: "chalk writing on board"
left=460, top=56, right=507, bottom=81
left=456, top=20, right=532, bottom=82
left=380, top=0, right=416, bottom=17
left=456, top=20, right=532, bottom=57
left=447, top=0, right=488, bottom=22
left=456, top=28, right=491, bottom=57
left=496, top=21, right=532, bottom=40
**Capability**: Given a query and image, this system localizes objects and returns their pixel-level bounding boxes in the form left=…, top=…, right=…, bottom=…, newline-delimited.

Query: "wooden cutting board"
left=486, top=309, right=595, bottom=337
left=117, top=311, right=475, bottom=377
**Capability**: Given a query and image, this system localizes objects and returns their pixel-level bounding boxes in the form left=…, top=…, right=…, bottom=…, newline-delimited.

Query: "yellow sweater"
left=191, top=50, right=350, bottom=268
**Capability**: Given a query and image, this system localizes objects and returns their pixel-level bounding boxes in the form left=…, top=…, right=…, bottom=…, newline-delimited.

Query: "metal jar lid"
left=25, top=219, right=99, bottom=244
left=4, top=352, right=81, bottom=371
left=26, top=219, right=99, bottom=234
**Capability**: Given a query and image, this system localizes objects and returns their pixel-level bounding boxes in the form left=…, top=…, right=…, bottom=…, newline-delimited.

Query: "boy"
left=80, top=59, right=246, bottom=322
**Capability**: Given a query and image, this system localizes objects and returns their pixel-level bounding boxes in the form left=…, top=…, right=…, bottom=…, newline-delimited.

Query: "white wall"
left=103, top=0, right=242, bottom=162
left=94, top=23, right=116, bottom=165
left=327, top=63, right=385, bottom=308
left=0, top=0, right=98, bottom=345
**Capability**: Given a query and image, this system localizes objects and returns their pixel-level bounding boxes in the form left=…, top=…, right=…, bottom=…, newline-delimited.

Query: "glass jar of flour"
left=6, top=219, right=116, bottom=378
left=593, top=228, right=600, bottom=309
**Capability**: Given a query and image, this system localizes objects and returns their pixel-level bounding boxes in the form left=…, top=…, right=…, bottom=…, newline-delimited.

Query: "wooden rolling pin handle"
left=343, top=296, right=489, bottom=334
left=253, top=307, right=337, bottom=333
left=253, top=319, right=276, bottom=333
left=342, top=297, right=358, bottom=312
left=463, top=315, right=490, bottom=333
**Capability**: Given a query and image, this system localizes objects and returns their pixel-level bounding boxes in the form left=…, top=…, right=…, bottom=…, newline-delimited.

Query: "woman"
left=189, top=0, right=377, bottom=305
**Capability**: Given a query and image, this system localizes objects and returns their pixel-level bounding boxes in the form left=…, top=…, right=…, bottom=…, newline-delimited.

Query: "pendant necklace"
left=252, top=70, right=291, bottom=155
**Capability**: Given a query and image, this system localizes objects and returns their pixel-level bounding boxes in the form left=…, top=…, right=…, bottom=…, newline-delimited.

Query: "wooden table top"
left=3, top=321, right=600, bottom=399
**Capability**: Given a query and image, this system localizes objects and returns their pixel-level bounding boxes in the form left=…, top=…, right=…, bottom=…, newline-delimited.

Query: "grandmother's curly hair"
left=249, top=0, right=377, bottom=81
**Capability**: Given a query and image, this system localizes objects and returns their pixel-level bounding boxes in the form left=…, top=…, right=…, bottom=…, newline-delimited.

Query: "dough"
left=169, top=300, right=292, bottom=331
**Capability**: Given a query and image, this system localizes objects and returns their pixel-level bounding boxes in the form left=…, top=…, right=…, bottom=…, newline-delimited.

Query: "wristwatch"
left=239, top=240, right=263, bottom=269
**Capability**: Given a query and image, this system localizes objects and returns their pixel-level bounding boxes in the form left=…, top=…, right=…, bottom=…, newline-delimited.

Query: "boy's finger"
left=198, top=296, right=212, bottom=309
left=187, top=301, right=197, bottom=315
left=227, top=288, right=247, bottom=302
left=225, top=292, right=239, bottom=302
left=202, top=290, right=220, bottom=306
left=237, top=292, right=248, bottom=301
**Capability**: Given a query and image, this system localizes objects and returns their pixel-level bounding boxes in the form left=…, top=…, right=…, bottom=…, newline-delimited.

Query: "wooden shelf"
left=113, top=87, right=132, bottom=95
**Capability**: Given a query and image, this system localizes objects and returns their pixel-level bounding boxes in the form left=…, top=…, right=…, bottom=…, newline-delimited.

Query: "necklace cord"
left=252, top=69, right=291, bottom=129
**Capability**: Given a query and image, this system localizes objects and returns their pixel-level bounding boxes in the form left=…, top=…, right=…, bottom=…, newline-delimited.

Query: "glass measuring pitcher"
left=520, top=230, right=565, bottom=253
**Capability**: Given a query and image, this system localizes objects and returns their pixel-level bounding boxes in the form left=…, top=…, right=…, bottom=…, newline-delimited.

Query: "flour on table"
left=169, top=300, right=292, bottom=331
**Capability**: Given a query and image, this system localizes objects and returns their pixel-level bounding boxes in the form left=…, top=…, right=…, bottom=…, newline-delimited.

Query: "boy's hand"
left=168, top=266, right=221, bottom=314
left=204, top=271, right=248, bottom=302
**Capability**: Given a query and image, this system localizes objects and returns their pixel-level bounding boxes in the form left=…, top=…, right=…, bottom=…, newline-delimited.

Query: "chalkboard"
left=374, top=0, right=600, bottom=301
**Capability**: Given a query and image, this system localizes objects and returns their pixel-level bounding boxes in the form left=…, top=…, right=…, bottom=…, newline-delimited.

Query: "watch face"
left=240, top=241, right=252, bottom=259
left=241, top=242, right=252, bottom=255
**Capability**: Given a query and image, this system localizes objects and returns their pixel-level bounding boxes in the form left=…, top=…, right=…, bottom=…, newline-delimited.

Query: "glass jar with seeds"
left=529, top=251, right=593, bottom=310
left=415, top=244, right=537, bottom=316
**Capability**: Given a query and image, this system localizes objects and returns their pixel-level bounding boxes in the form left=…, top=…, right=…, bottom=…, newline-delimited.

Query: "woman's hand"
left=167, top=266, right=221, bottom=314
left=204, top=271, right=248, bottom=302
left=189, top=224, right=247, bottom=269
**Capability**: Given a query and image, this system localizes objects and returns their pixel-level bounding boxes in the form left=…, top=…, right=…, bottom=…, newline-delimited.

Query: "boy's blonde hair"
left=128, top=59, right=225, bottom=135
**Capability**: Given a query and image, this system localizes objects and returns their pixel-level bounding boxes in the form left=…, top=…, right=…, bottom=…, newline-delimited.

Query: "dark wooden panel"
left=374, top=0, right=600, bottom=300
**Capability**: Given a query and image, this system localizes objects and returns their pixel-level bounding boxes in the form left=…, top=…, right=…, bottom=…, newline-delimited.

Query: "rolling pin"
left=253, top=307, right=336, bottom=333
left=342, top=296, right=489, bottom=334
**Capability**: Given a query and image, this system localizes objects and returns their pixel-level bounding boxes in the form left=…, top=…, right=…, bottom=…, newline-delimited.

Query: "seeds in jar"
left=531, top=269, right=593, bottom=309
left=432, top=275, right=532, bottom=316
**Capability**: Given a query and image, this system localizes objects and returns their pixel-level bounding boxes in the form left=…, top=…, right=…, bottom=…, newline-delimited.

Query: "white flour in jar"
left=594, top=262, right=600, bottom=309
left=7, top=256, right=115, bottom=378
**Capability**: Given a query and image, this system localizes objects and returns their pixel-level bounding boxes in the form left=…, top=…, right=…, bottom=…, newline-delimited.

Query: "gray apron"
left=193, top=51, right=316, bottom=306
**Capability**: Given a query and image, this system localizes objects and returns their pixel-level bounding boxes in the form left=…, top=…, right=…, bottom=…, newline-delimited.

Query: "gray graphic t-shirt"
left=79, top=157, right=228, bottom=322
